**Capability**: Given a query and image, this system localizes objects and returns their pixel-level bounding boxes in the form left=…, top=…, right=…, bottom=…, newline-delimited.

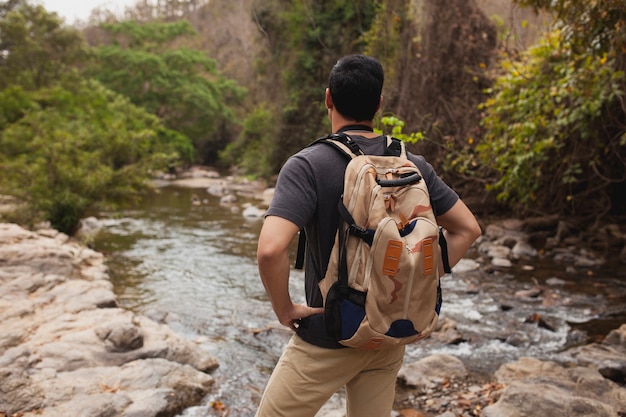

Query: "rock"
left=483, top=380, right=616, bottom=417
left=487, top=244, right=511, bottom=259
left=96, top=319, right=144, bottom=352
left=565, top=343, right=626, bottom=382
left=515, top=287, right=542, bottom=299
left=491, top=257, right=512, bottom=268
left=0, top=223, right=218, bottom=416
left=75, top=216, right=102, bottom=240
left=220, top=193, right=238, bottom=205
left=561, top=325, right=626, bottom=383
left=546, top=276, right=567, bottom=286
left=451, top=258, right=480, bottom=273
left=429, top=328, right=465, bottom=345
left=260, top=187, right=275, bottom=207
left=511, top=240, right=537, bottom=257
left=603, top=324, right=626, bottom=348
left=242, top=204, right=266, bottom=219
left=398, top=354, right=468, bottom=389
left=483, top=357, right=626, bottom=417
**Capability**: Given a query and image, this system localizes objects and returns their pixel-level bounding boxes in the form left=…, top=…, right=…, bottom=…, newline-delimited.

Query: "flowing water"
left=91, top=185, right=626, bottom=417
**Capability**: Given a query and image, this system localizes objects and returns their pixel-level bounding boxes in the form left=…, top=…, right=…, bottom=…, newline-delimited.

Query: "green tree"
left=219, top=102, right=279, bottom=178
left=474, top=0, right=626, bottom=218
left=0, top=80, right=187, bottom=234
left=87, top=19, right=246, bottom=164
left=0, top=1, right=87, bottom=90
left=0, top=3, right=193, bottom=233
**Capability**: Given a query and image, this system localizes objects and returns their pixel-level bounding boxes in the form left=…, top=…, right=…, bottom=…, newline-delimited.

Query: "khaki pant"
left=255, top=335, right=405, bottom=417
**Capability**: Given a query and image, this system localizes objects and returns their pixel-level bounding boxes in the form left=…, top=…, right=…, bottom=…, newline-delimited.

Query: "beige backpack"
left=315, top=133, right=449, bottom=350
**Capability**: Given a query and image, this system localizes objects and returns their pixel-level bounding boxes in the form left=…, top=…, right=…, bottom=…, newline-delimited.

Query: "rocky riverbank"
left=0, top=223, right=219, bottom=417
left=392, top=329, right=626, bottom=417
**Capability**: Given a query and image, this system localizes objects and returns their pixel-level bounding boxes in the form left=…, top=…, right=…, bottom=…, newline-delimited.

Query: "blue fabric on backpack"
left=339, top=299, right=366, bottom=340
left=386, top=319, right=418, bottom=338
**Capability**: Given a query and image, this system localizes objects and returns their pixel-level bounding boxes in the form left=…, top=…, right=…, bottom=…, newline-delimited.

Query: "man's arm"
left=257, top=215, right=324, bottom=330
left=436, top=199, right=482, bottom=270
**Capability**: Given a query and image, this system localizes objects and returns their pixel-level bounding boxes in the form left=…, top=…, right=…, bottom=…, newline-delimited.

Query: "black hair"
left=328, top=54, right=384, bottom=122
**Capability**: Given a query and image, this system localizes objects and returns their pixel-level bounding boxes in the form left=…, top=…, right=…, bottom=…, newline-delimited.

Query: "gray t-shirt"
left=266, top=134, right=459, bottom=348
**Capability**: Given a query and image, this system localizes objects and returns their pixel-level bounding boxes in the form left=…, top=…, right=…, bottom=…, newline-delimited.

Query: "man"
left=256, top=54, right=481, bottom=417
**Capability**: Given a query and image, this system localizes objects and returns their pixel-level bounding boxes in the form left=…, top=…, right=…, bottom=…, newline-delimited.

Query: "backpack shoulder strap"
left=311, top=133, right=363, bottom=159
left=295, top=133, right=362, bottom=270
left=384, top=136, right=405, bottom=157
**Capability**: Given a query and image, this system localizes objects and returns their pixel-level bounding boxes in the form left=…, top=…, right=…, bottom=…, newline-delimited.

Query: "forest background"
left=0, top=0, right=624, bottom=240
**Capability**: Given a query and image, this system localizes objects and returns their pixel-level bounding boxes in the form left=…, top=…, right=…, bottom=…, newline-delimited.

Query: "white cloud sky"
left=39, top=0, right=140, bottom=23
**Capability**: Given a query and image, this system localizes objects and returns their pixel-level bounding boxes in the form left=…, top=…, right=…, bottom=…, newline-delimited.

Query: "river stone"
left=604, top=324, right=626, bottom=348
left=491, top=257, right=512, bottom=267
left=562, top=328, right=626, bottom=382
left=398, top=354, right=468, bottom=388
left=484, top=357, right=626, bottom=417
left=451, top=258, right=480, bottom=273
left=511, top=240, right=537, bottom=257
left=482, top=381, right=617, bottom=417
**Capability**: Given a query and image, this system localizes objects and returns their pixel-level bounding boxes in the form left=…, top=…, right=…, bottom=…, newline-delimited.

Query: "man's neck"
left=333, top=121, right=378, bottom=138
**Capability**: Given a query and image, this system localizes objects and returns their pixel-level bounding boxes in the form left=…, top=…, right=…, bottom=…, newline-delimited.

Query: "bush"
left=0, top=81, right=189, bottom=233
left=474, top=28, right=625, bottom=217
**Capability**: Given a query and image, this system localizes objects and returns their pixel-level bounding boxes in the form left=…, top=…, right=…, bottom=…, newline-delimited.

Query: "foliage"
left=375, top=115, right=425, bottom=144
left=0, top=80, right=186, bottom=234
left=475, top=25, right=625, bottom=216
left=252, top=0, right=377, bottom=174
left=219, top=103, right=279, bottom=178
left=0, top=2, right=87, bottom=90
left=87, top=19, right=246, bottom=164
left=0, top=2, right=194, bottom=233
left=515, top=0, right=626, bottom=55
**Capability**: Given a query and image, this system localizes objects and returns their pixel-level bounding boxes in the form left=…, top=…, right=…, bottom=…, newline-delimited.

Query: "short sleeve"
left=265, top=153, right=318, bottom=229
left=409, top=154, right=459, bottom=217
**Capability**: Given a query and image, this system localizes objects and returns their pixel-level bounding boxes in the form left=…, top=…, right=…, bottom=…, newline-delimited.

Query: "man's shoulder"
left=289, top=139, right=351, bottom=165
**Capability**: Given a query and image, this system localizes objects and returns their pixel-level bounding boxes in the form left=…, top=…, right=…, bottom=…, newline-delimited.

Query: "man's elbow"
left=257, top=241, right=286, bottom=268
left=257, top=245, right=275, bottom=267
left=469, top=220, right=482, bottom=243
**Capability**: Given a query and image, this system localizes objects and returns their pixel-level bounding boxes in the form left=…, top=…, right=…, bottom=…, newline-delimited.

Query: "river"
left=90, top=185, right=626, bottom=417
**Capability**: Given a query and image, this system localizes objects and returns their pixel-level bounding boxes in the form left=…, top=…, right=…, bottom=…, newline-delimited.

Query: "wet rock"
left=487, top=244, right=511, bottom=259
left=491, top=257, right=512, bottom=268
left=451, top=258, right=480, bottom=274
left=505, top=332, right=531, bottom=347
left=0, top=223, right=218, bottom=416
left=546, top=276, right=567, bottom=286
left=430, top=318, right=465, bottom=345
left=603, top=324, right=626, bottom=347
left=220, top=193, right=238, bottom=205
left=207, top=182, right=228, bottom=196
left=562, top=324, right=626, bottom=383
left=511, top=240, right=537, bottom=257
left=242, top=204, right=266, bottom=219
left=514, top=286, right=543, bottom=300
left=524, top=312, right=557, bottom=331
